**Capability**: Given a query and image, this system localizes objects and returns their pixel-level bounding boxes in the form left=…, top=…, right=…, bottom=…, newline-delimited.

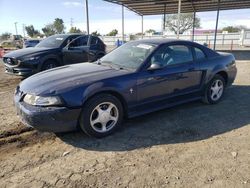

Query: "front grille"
left=3, top=57, right=20, bottom=67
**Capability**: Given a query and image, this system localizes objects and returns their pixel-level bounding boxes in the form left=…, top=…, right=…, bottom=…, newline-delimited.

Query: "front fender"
left=81, top=81, right=127, bottom=105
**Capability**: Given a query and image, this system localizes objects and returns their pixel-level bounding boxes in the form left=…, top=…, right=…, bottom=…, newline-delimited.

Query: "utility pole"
left=14, top=22, right=18, bottom=35
left=22, top=24, right=26, bottom=38
left=70, top=18, right=74, bottom=28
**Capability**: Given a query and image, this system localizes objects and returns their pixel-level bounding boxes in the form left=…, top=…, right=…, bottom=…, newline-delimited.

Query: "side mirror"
left=147, top=63, right=162, bottom=71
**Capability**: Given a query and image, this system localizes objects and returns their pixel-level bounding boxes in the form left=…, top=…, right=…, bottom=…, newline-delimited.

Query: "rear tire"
left=79, top=94, right=124, bottom=138
left=202, top=75, right=225, bottom=104
left=41, top=60, right=57, bottom=71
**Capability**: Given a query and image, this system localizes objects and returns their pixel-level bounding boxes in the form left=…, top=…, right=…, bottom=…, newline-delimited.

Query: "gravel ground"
left=0, top=60, right=250, bottom=187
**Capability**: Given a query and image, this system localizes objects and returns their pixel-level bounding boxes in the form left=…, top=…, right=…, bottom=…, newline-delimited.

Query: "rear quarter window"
left=195, top=47, right=206, bottom=60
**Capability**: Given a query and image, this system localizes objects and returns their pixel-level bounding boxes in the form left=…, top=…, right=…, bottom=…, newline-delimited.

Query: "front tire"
left=79, top=94, right=124, bottom=138
left=41, top=60, right=57, bottom=71
left=203, top=75, right=225, bottom=104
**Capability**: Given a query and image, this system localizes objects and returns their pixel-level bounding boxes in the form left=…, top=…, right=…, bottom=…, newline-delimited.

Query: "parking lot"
left=0, top=59, right=250, bottom=187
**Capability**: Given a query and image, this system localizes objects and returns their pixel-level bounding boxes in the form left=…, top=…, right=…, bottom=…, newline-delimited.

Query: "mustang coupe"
left=14, top=39, right=237, bottom=137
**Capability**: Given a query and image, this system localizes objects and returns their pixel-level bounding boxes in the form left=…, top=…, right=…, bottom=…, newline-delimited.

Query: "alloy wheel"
left=90, top=102, right=119, bottom=133
left=210, top=79, right=224, bottom=101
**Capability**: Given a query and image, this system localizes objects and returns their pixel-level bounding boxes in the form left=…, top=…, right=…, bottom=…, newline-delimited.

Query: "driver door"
left=137, top=44, right=202, bottom=104
left=62, top=35, right=90, bottom=64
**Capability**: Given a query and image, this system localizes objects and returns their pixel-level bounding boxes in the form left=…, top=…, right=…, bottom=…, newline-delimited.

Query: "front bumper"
left=5, top=66, right=34, bottom=76
left=14, top=95, right=81, bottom=132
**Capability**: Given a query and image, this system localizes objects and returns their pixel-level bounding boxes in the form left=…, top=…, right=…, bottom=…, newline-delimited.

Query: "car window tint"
left=68, top=36, right=88, bottom=48
left=195, top=47, right=206, bottom=60
left=91, top=37, right=98, bottom=45
left=150, top=45, right=193, bottom=68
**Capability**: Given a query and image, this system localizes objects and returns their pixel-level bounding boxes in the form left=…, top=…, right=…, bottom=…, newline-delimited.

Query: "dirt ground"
left=0, top=60, right=250, bottom=188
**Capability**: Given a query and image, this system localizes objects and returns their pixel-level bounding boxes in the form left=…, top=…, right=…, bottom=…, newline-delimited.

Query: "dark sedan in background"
left=14, top=39, right=237, bottom=137
left=3, top=34, right=106, bottom=76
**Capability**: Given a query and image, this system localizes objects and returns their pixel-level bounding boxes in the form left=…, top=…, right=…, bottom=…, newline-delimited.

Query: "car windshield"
left=100, top=42, right=156, bottom=70
left=36, top=35, right=67, bottom=48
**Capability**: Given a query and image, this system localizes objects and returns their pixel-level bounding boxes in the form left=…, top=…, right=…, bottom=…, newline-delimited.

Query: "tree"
left=0, top=32, right=11, bottom=40
left=222, top=25, right=247, bottom=33
left=164, top=13, right=201, bottom=34
left=25, top=25, right=40, bottom=37
left=69, top=27, right=82, bottom=33
left=145, top=29, right=156, bottom=34
left=53, top=18, right=65, bottom=34
left=42, top=18, right=65, bottom=37
left=107, top=29, right=118, bottom=36
left=42, top=24, right=56, bottom=37
left=91, top=31, right=100, bottom=36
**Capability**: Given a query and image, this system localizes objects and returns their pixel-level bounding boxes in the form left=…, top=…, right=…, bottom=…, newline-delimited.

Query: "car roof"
left=131, top=38, right=196, bottom=45
left=53, top=33, right=86, bottom=38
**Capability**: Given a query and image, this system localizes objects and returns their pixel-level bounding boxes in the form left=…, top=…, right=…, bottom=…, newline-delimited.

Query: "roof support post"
left=214, top=0, right=220, bottom=50
left=163, top=4, right=166, bottom=33
left=141, top=15, right=144, bottom=39
left=177, top=0, right=181, bottom=39
left=85, top=0, right=89, bottom=35
left=192, top=11, right=196, bottom=41
left=122, top=5, right=125, bottom=42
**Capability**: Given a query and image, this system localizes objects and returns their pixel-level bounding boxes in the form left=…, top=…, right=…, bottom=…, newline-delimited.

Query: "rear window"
left=195, top=47, right=206, bottom=60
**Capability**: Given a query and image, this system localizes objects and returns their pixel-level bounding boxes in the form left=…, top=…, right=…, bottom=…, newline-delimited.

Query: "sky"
left=0, top=0, right=250, bottom=35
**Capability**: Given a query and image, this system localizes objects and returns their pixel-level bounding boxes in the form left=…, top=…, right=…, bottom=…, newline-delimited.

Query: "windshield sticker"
left=56, top=38, right=64, bottom=40
left=136, top=44, right=153, bottom=50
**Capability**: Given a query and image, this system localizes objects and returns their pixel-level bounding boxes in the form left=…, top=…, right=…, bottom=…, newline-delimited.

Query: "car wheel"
left=79, top=94, right=124, bottom=138
left=203, top=74, right=225, bottom=104
left=42, top=60, right=57, bottom=71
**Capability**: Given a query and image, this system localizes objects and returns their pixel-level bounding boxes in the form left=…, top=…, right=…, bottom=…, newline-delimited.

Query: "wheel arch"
left=83, top=90, right=128, bottom=118
left=38, top=56, right=61, bottom=71
left=215, top=71, right=228, bottom=85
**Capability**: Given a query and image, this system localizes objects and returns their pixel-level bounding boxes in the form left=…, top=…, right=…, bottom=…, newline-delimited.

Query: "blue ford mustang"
left=14, top=39, right=237, bottom=137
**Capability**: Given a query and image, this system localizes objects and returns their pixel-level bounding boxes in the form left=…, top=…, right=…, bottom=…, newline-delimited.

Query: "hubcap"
left=90, top=102, right=119, bottom=133
left=210, top=79, right=224, bottom=101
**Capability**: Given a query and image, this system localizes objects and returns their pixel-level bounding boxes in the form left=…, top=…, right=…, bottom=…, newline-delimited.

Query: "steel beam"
left=214, top=0, right=220, bottom=50
left=141, top=15, right=144, bottom=39
left=85, top=0, right=90, bottom=35
left=122, top=5, right=125, bottom=42
left=192, top=11, right=196, bottom=41
left=177, top=0, right=181, bottom=39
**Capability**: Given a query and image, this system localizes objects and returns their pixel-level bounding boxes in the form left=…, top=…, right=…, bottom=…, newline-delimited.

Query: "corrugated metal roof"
left=103, top=0, right=250, bottom=15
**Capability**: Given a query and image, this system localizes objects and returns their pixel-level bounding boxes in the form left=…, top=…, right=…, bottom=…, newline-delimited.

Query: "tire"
left=202, top=74, right=225, bottom=104
left=41, top=60, right=57, bottom=71
left=79, top=94, right=124, bottom=138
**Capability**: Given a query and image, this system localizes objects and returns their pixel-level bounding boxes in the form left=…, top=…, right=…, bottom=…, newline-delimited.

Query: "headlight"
left=23, top=94, right=62, bottom=106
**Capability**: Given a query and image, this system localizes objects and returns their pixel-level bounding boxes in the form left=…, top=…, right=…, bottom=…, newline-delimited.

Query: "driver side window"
left=68, top=36, right=88, bottom=48
left=150, top=44, right=193, bottom=68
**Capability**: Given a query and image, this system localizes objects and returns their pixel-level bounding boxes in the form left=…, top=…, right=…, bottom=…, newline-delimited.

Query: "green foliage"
left=69, top=27, right=82, bottom=33
left=145, top=29, right=156, bottom=34
left=25, top=25, right=40, bottom=37
left=107, top=29, right=118, bottom=36
left=0, top=32, right=11, bottom=40
left=222, top=25, right=247, bottom=33
left=164, top=13, right=201, bottom=34
left=91, top=31, right=100, bottom=36
left=42, top=24, right=56, bottom=37
left=42, top=18, right=65, bottom=37
left=54, top=18, right=65, bottom=34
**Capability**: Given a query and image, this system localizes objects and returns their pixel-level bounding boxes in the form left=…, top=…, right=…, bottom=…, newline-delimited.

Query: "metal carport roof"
left=103, top=0, right=250, bottom=15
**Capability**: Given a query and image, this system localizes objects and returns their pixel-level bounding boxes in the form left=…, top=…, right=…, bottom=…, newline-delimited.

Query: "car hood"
left=19, top=63, right=129, bottom=95
left=3, top=47, right=57, bottom=58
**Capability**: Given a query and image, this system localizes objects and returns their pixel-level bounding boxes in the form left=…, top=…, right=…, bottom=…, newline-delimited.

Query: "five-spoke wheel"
left=80, top=94, right=123, bottom=138
left=203, top=74, right=225, bottom=104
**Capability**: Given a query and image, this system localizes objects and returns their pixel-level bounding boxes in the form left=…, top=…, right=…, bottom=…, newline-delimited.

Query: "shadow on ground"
left=58, top=85, right=250, bottom=151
